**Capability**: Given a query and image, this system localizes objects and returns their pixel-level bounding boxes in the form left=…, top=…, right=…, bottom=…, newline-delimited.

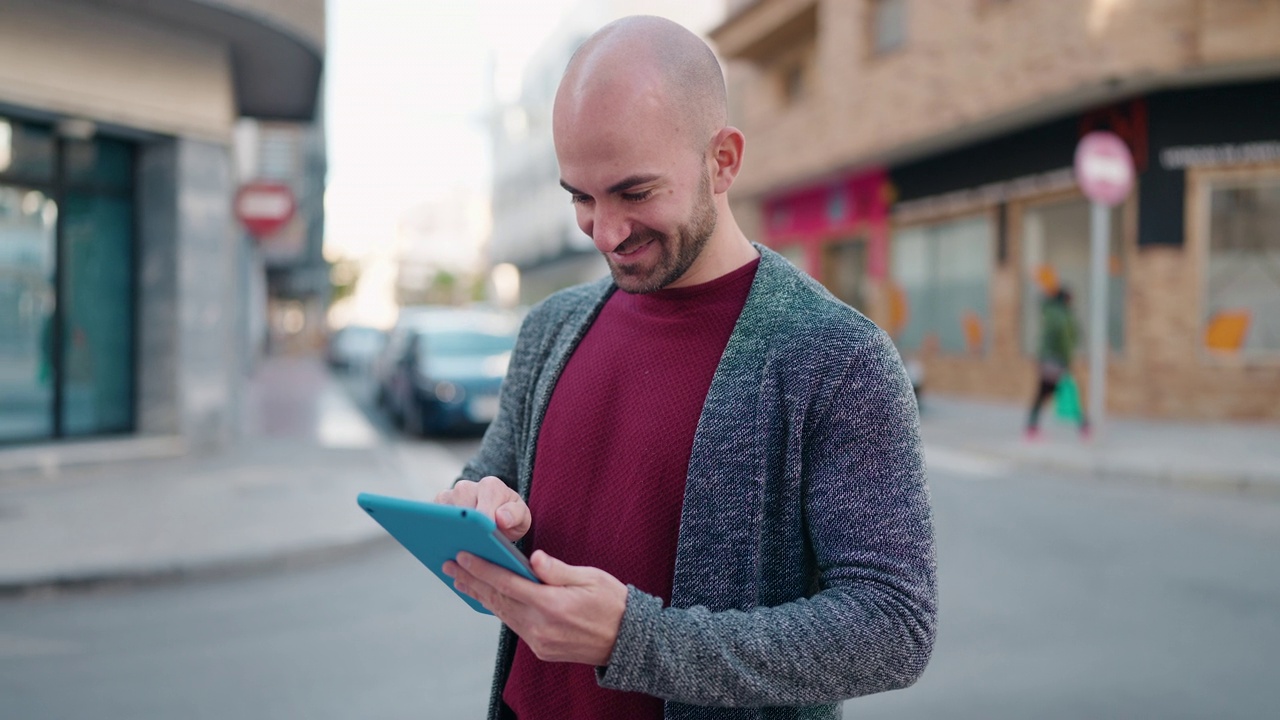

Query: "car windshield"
left=417, top=330, right=514, bottom=358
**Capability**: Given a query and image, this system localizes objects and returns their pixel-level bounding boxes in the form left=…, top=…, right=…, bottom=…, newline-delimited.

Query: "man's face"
left=554, top=98, right=718, bottom=294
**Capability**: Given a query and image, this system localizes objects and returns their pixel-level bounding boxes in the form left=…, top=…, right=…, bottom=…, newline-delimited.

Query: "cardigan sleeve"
left=596, top=328, right=937, bottom=707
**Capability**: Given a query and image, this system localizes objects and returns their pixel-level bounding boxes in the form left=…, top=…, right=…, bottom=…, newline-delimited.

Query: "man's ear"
left=707, top=126, right=745, bottom=194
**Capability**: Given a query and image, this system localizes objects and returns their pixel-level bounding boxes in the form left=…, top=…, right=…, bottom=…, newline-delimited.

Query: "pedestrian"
left=1026, top=285, right=1090, bottom=439
left=435, top=16, right=936, bottom=720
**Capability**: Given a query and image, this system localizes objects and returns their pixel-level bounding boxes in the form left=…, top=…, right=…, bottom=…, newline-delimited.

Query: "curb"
left=0, top=532, right=396, bottom=599
left=930, top=442, right=1280, bottom=498
left=0, top=435, right=188, bottom=480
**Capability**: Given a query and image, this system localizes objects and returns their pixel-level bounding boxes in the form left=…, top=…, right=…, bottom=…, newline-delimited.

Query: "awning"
left=97, top=0, right=324, bottom=122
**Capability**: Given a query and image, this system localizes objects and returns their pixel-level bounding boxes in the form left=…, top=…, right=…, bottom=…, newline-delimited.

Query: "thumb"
left=530, top=550, right=588, bottom=586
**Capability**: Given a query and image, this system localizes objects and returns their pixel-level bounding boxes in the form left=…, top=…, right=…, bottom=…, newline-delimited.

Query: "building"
left=711, top=0, right=1280, bottom=421
left=235, top=118, right=329, bottom=356
left=0, top=0, right=325, bottom=451
left=487, top=0, right=726, bottom=306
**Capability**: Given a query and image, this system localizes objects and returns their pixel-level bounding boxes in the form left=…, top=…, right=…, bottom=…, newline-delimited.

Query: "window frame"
left=1191, top=162, right=1280, bottom=366
left=1011, top=188, right=1135, bottom=362
left=889, top=207, right=998, bottom=357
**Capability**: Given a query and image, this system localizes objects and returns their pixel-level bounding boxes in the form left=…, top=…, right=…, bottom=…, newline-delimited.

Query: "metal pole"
left=1088, top=201, right=1109, bottom=435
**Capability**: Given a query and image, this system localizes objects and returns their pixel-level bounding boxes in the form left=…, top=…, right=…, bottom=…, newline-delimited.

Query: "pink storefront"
left=761, top=168, right=893, bottom=321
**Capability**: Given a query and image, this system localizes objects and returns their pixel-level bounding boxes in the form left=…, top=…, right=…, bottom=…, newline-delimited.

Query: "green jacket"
left=1039, top=298, right=1077, bottom=367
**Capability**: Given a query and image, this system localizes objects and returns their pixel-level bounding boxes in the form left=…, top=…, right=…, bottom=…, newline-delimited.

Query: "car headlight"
left=434, top=381, right=464, bottom=403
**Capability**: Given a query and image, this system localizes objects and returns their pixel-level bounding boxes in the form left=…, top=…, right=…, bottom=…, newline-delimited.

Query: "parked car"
left=372, top=306, right=452, bottom=407
left=383, top=309, right=519, bottom=436
left=326, top=325, right=386, bottom=373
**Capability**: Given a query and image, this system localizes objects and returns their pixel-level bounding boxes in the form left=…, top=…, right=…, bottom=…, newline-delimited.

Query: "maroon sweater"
left=502, top=258, right=760, bottom=720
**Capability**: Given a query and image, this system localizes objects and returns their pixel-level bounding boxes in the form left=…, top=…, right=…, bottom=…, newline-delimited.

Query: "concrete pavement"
left=0, top=356, right=462, bottom=593
left=920, top=395, right=1280, bottom=494
left=1, top=355, right=1276, bottom=593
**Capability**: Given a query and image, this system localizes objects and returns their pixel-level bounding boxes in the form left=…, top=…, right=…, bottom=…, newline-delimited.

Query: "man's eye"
left=570, top=194, right=592, bottom=205
left=622, top=190, right=652, bottom=202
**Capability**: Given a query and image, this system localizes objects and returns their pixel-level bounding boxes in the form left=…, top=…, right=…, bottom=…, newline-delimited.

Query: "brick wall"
left=715, top=0, right=1280, bottom=421
left=717, top=0, right=1280, bottom=198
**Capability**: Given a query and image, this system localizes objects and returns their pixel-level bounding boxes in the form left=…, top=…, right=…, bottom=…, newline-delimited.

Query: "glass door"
left=0, top=185, right=57, bottom=441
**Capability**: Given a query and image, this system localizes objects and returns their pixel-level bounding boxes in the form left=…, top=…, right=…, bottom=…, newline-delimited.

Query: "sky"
left=323, top=0, right=578, bottom=266
left=322, top=0, right=726, bottom=328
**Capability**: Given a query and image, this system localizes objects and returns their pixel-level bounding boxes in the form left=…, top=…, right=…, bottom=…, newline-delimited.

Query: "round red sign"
left=1074, top=131, right=1135, bottom=207
left=234, top=182, right=296, bottom=238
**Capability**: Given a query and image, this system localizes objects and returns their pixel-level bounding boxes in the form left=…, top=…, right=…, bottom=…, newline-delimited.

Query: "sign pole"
left=1074, top=130, right=1134, bottom=441
left=1088, top=201, right=1109, bottom=435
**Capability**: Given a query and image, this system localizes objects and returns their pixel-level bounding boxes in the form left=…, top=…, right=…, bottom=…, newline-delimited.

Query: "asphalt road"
left=3, top=374, right=1277, bottom=718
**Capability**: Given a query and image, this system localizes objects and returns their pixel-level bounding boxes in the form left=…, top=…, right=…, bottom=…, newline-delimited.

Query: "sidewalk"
left=2, top=359, right=1276, bottom=594
left=0, top=356, right=460, bottom=593
left=920, top=395, right=1280, bottom=494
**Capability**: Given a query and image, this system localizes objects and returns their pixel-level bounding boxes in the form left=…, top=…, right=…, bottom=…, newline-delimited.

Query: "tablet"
left=356, top=492, right=539, bottom=615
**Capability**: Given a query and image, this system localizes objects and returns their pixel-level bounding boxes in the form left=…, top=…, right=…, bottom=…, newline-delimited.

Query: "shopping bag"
left=1054, top=373, right=1083, bottom=423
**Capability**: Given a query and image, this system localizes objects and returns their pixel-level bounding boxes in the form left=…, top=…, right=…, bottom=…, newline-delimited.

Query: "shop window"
left=774, top=243, right=808, bottom=271
left=0, top=185, right=57, bottom=440
left=0, top=118, right=135, bottom=444
left=61, top=192, right=135, bottom=436
left=1020, top=197, right=1126, bottom=358
left=891, top=215, right=993, bottom=355
left=824, top=240, right=869, bottom=313
left=0, top=117, right=55, bottom=184
left=1203, top=173, right=1280, bottom=356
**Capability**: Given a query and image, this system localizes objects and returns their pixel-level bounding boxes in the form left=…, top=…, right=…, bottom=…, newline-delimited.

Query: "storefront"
left=879, top=79, right=1280, bottom=420
left=762, top=168, right=893, bottom=322
left=0, top=117, right=136, bottom=442
left=0, top=0, right=325, bottom=451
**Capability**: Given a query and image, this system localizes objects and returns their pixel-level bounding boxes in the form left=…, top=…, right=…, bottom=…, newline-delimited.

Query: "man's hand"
left=443, top=549, right=628, bottom=667
left=435, top=476, right=530, bottom=542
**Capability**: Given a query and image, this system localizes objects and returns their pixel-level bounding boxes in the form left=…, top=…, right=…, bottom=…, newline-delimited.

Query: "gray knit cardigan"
left=458, top=245, right=936, bottom=720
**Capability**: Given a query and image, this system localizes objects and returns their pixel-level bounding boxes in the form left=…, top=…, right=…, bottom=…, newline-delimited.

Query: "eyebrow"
left=559, top=174, right=662, bottom=197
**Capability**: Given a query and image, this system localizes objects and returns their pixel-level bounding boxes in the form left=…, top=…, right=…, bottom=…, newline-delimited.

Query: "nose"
left=588, top=202, right=630, bottom=253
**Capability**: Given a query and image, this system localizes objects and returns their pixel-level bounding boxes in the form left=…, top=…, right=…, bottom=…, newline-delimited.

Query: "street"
left=2, top=413, right=1278, bottom=719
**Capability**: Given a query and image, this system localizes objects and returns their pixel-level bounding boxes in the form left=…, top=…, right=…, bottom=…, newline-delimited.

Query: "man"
left=438, top=16, right=935, bottom=720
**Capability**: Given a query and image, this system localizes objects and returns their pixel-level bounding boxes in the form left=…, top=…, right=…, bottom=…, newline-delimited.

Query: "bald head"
left=555, top=16, right=727, bottom=153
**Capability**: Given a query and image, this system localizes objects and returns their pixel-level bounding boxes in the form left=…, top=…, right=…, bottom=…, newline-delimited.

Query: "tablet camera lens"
left=461, top=510, right=468, bottom=518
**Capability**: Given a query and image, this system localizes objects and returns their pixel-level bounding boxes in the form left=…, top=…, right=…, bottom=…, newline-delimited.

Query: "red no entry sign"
left=235, top=182, right=296, bottom=238
left=1074, top=131, right=1134, bottom=207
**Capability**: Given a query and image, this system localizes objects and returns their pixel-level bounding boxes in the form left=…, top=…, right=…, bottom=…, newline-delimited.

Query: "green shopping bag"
left=1054, top=373, right=1083, bottom=423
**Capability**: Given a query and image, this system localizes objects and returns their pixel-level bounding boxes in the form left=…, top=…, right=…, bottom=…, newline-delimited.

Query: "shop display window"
left=1020, top=197, right=1126, bottom=358
left=1203, top=172, right=1280, bottom=356
left=891, top=214, right=992, bottom=355
left=0, top=117, right=135, bottom=444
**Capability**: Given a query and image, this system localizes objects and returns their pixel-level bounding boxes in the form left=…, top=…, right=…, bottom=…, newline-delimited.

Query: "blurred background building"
left=712, top=0, right=1280, bottom=421
left=235, top=118, right=329, bottom=358
left=0, top=0, right=326, bottom=450
left=486, top=0, right=726, bottom=305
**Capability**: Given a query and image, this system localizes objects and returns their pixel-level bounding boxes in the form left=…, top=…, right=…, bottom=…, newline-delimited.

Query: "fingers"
left=444, top=552, right=628, bottom=666
left=433, top=480, right=479, bottom=508
left=529, top=550, right=587, bottom=586
left=473, top=477, right=530, bottom=541
left=444, top=553, right=539, bottom=618
left=435, top=478, right=530, bottom=542
left=455, top=552, right=541, bottom=603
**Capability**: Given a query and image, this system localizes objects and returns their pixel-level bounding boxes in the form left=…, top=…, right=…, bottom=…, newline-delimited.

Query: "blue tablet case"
left=356, top=492, right=539, bottom=615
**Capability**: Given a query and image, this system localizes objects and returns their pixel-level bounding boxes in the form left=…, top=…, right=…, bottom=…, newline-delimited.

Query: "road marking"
left=925, top=446, right=1014, bottom=479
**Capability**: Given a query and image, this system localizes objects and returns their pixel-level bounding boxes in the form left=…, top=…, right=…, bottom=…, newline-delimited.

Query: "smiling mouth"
left=613, top=237, right=655, bottom=257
